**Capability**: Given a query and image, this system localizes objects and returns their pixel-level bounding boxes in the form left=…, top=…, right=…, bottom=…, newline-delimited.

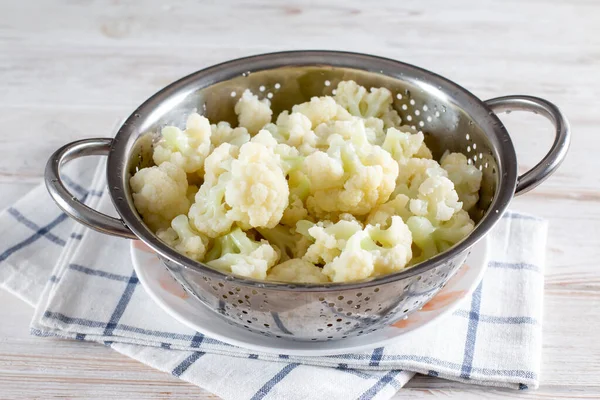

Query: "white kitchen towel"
left=0, top=157, right=547, bottom=400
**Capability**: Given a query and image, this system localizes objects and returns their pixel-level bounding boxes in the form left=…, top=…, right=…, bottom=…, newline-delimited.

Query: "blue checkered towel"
left=0, top=157, right=547, bottom=400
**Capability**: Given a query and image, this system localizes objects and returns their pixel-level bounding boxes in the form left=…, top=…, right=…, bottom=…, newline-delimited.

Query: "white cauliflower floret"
left=234, top=89, right=272, bottom=134
left=189, top=139, right=289, bottom=237
left=407, top=210, right=475, bottom=265
left=304, top=135, right=398, bottom=217
left=204, top=228, right=279, bottom=280
left=153, top=113, right=212, bottom=174
left=441, top=152, right=483, bottom=211
left=334, top=80, right=397, bottom=119
left=210, top=121, right=250, bottom=147
left=157, top=215, right=209, bottom=261
left=314, top=117, right=371, bottom=148
left=188, top=176, right=233, bottom=238
left=299, top=219, right=363, bottom=265
left=394, top=158, right=448, bottom=199
left=225, top=141, right=289, bottom=229
left=130, top=162, right=191, bottom=231
left=267, top=259, right=329, bottom=284
left=366, top=193, right=412, bottom=227
left=322, top=216, right=413, bottom=282
left=382, top=127, right=426, bottom=164
left=257, top=224, right=311, bottom=261
left=292, top=96, right=351, bottom=128
left=409, top=176, right=462, bottom=222
left=264, top=111, right=318, bottom=155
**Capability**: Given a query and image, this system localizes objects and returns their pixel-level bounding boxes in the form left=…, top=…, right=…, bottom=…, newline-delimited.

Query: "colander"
left=45, top=51, right=570, bottom=342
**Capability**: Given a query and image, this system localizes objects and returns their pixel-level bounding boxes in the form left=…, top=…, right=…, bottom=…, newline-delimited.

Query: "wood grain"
left=1, top=0, right=599, bottom=398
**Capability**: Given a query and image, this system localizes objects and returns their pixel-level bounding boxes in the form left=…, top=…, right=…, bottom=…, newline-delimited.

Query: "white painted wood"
left=1, top=0, right=598, bottom=398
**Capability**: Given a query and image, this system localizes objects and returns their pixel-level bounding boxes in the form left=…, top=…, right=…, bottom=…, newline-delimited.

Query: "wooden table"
left=1, top=0, right=598, bottom=398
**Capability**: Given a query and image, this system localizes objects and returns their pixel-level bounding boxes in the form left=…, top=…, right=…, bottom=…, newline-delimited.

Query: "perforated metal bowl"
left=45, top=51, right=570, bottom=341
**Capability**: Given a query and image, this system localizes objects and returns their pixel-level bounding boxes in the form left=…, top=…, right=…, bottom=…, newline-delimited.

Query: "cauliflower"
left=441, top=152, right=483, bottom=211
left=211, top=121, right=250, bottom=147
left=256, top=224, right=311, bottom=261
left=153, top=113, right=212, bottom=174
left=407, top=210, right=475, bottom=265
left=366, top=193, right=412, bottom=227
left=304, top=134, right=398, bottom=217
left=234, top=89, right=272, bottom=134
left=264, top=111, right=318, bottom=155
left=393, top=158, right=448, bottom=199
left=292, top=96, right=351, bottom=128
left=321, top=216, right=412, bottom=282
left=334, top=80, right=401, bottom=124
left=189, top=137, right=289, bottom=237
left=409, top=176, right=462, bottom=222
left=300, top=218, right=363, bottom=265
left=267, top=259, right=329, bottom=284
left=130, top=162, right=191, bottom=231
left=204, top=228, right=279, bottom=280
left=382, top=127, right=426, bottom=164
left=132, top=80, right=482, bottom=284
left=225, top=140, right=289, bottom=228
left=157, top=215, right=208, bottom=261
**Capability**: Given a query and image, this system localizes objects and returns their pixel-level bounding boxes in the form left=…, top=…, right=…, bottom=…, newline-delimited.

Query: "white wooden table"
left=1, top=0, right=598, bottom=398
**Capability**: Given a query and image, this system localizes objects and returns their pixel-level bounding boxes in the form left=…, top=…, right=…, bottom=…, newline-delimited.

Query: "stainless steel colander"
left=45, top=51, right=570, bottom=341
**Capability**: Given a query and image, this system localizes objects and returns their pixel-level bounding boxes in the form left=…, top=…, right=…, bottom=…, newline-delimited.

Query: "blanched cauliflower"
left=335, top=80, right=402, bottom=129
left=131, top=79, right=482, bottom=284
left=130, top=162, right=191, bottom=231
left=204, top=228, right=279, bottom=280
left=441, top=152, right=483, bottom=211
left=304, top=134, right=398, bottom=217
left=267, top=259, right=329, bottom=283
left=292, top=96, right=351, bottom=128
left=234, top=89, right=272, bottom=134
left=322, top=216, right=412, bottom=282
left=300, top=218, right=363, bottom=265
left=157, top=215, right=209, bottom=261
left=153, top=113, right=212, bottom=174
left=211, top=121, right=250, bottom=147
left=188, top=137, right=289, bottom=237
left=225, top=140, right=289, bottom=229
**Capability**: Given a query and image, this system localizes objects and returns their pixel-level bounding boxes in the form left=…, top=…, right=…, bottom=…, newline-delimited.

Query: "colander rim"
left=107, top=50, right=517, bottom=292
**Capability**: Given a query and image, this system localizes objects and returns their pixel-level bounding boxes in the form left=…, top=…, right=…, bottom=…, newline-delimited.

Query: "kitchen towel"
left=0, top=156, right=547, bottom=400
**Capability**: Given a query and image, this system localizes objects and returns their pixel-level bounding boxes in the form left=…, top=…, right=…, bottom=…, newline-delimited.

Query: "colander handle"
left=45, top=138, right=137, bottom=239
left=484, top=95, right=571, bottom=196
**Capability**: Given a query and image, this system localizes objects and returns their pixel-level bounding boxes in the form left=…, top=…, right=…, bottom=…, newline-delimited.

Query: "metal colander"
left=45, top=51, right=570, bottom=341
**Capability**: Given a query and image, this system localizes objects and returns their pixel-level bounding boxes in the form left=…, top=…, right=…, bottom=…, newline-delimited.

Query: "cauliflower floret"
left=225, top=141, right=289, bottom=228
left=382, top=127, right=426, bottom=164
left=264, top=111, right=318, bottom=155
left=407, top=210, right=475, bottom=265
left=234, top=89, right=272, bottom=134
left=441, top=152, right=483, bottom=211
left=314, top=117, right=371, bottom=148
left=153, top=113, right=212, bottom=174
left=304, top=135, right=398, bottom=217
left=394, top=158, right=448, bottom=199
left=334, top=80, right=396, bottom=118
left=267, top=259, right=329, bottom=284
left=409, top=176, right=462, bottom=222
left=256, top=224, right=311, bottom=261
left=210, top=121, right=250, bottom=147
left=204, top=228, right=279, bottom=280
left=300, top=219, right=363, bottom=265
left=322, top=216, right=412, bottom=282
left=130, top=162, right=191, bottom=231
left=202, top=142, right=238, bottom=186
left=292, top=96, right=352, bottom=128
left=157, top=215, right=209, bottom=261
left=188, top=176, right=233, bottom=238
left=366, top=193, right=412, bottom=227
